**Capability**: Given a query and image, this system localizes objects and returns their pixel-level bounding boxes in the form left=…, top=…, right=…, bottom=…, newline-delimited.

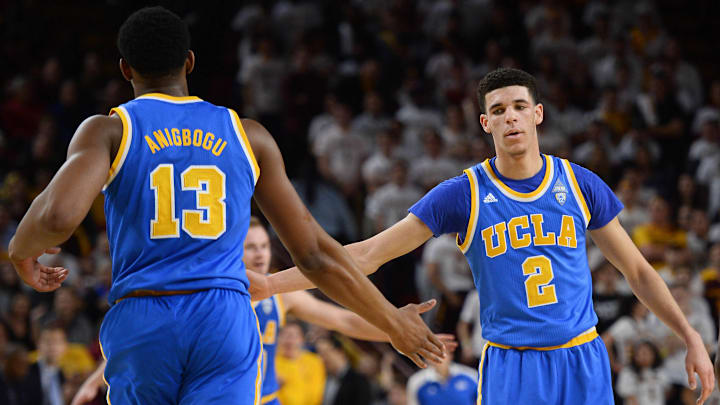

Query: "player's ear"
left=534, top=103, right=544, bottom=126
left=119, top=58, right=133, bottom=82
left=185, top=50, right=195, bottom=75
left=479, top=114, right=491, bottom=134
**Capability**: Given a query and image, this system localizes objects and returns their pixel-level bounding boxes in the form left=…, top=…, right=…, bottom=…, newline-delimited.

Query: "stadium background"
left=1, top=0, right=720, bottom=404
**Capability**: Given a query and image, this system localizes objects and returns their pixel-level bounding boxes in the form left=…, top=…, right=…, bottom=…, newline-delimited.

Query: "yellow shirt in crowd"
left=275, top=350, right=326, bottom=405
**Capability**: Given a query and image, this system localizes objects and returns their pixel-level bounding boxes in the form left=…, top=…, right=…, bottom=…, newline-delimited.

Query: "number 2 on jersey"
left=150, top=164, right=226, bottom=239
left=522, top=255, right=558, bottom=308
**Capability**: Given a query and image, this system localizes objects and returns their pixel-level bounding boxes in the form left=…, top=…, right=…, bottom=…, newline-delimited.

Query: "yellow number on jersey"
left=263, top=320, right=277, bottom=345
left=522, top=255, right=558, bottom=308
left=149, top=164, right=226, bottom=239
left=150, top=164, right=180, bottom=238
left=182, top=166, right=226, bottom=239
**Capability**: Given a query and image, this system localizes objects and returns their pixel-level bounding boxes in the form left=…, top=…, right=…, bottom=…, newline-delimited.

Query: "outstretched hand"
left=387, top=299, right=447, bottom=369
left=10, top=247, right=69, bottom=292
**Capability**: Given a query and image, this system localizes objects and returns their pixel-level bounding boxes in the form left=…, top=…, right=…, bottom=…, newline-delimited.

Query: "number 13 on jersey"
left=150, top=164, right=227, bottom=239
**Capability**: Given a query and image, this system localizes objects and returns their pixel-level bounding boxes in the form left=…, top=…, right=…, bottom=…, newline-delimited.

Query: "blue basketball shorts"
left=99, top=288, right=263, bottom=405
left=478, top=330, right=613, bottom=405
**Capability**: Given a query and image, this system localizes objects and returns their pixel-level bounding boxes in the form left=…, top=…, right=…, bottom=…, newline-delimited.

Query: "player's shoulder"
left=554, top=157, right=606, bottom=188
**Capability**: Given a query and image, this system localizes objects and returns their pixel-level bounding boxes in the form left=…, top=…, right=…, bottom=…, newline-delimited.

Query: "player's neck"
left=494, top=151, right=543, bottom=180
left=133, top=77, right=190, bottom=99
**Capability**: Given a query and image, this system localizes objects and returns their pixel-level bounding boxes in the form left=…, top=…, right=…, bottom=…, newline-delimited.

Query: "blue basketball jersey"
left=459, top=155, right=597, bottom=347
left=102, top=93, right=259, bottom=304
left=254, top=295, right=285, bottom=403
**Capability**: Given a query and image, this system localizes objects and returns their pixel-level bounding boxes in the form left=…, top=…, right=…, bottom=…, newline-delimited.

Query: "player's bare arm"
left=590, top=217, right=715, bottom=404
left=244, top=119, right=444, bottom=367
left=251, top=213, right=433, bottom=300
left=71, top=359, right=107, bottom=405
left=8, top=114, right=121, bottom=292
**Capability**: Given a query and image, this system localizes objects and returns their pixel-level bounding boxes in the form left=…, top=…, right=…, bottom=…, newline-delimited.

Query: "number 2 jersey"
left=102, top=93, right=259, bottom=305
left=409, top=155, right=623, bottom=347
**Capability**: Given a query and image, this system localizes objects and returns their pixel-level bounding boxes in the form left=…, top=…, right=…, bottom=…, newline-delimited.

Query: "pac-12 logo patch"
left=552, top=179, right=568, bottom=205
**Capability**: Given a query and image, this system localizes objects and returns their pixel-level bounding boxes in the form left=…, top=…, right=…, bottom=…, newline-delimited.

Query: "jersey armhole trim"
left=275, top=294, right=286, bottom=327
left=561, top=159, right=591, bottom=227
left=103, top=107, right=132, bottom=191
left=228, top=109, right=260, bottom=185
left=457, top=168, right=479, bottom=254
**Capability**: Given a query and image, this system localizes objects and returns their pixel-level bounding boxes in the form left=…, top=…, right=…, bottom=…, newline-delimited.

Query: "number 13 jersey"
left=102, top=93, right=259, bottom=305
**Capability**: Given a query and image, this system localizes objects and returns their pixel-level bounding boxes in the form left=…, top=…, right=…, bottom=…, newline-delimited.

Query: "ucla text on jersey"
left=459, top=155, right=596, bottom=347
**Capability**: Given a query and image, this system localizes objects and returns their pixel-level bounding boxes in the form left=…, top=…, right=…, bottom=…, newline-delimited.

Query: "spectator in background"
left=701, top=243, right=720, bottom=331
left=632, top=196, right=687, bottom=269
left=615, top=175, right=650, bottom=235
left=275, top=321, right=326, bottom=405
left=34, top=323, right=68, bottom=405
left=240, top=36, right=285, bottom=125
left=365, top=160, right=422, bottom=234
left=2, top=344, right=43, bottom=405
left=422, top=233, right=473, bottom=333
left=316, top=335, right=372, bottom=405
left=457, top=289, right=486, bottom=365
left=38, top=288, right=93, bottom=346
left=406, top=351, right=477, bottom=405
left=409, top=129, right=458, bottom=192
left=313, top=101, right=369, bottom=197
left=592, top=262, right=629, bottom=335
left=652, top=284, right=715, bottom=401
left=352, top=91, right=391, bottom=149
left=2, top=292, right=34, bottom=350
left=615, top=340, right=669, bottom=405
left=362, top=128, right=402, bottom=194
left=602, top=298, right=655, bottom=373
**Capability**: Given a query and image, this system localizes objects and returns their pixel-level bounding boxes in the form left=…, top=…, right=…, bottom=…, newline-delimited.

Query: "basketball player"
left=69, top=217, right=456, bottom=405
left=7, top=7, right=444, bottom=405
left=251, top=68, right=715, bottom=404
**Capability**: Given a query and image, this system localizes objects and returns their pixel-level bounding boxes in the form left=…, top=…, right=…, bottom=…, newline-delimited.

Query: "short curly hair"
left=117, top=6, right=190, bottom=77
left=476, top=68, right=539, bottom=114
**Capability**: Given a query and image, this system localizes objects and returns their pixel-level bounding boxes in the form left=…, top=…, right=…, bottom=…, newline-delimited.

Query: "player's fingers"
left=407, top=352, right=427, bottom=369
left=436, top=334, right=458, bottom=352
left=419, top=347, right=443, bottom=365
left=698, top=368, right=714, bottom=404
left=415, top=299, right=437, bottom=314
left=687, top=365, right=697, bottom=390
left=428, top=333, right=447, bottom=356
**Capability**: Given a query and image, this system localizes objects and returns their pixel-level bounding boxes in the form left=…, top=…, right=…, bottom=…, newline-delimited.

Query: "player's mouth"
left=504, top=129, right=523, bottom=139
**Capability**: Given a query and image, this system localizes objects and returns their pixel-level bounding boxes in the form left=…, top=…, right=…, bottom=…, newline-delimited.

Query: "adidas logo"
left=483, top=193, right=498, bottom=203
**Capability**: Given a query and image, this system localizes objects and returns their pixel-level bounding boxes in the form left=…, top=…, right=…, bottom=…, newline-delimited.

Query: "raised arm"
left=590, top=217, right=715, bottom=403
left=8, top=115, right=120, bottom=291
left=254, top=214, right=433, bottom=298
left=244, top=119, right=443, bottom=367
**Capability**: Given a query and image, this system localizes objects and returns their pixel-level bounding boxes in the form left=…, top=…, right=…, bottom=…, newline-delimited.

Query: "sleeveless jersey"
left=102, top=93, right=259, bottom=304
left=254, top=295, right=285, bottom=401
left=458, top=154, right=597, bottom=347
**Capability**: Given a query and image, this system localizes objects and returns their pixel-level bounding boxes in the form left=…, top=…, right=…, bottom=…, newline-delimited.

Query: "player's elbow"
left=40, top=202, right=81, bottom=234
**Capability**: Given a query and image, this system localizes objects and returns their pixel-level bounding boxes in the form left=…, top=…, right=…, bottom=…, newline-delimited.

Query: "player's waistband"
left=487, top=326, right=598, bottom=351
left=260, top=391, right=278, bottom=404
left=115, top=289, right=208, bottom=304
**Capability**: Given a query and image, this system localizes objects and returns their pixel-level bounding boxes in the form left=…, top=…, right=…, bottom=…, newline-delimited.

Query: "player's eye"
left=493, top=108, right=504, bottom=115
left=517, top=105, right=526, bottom=110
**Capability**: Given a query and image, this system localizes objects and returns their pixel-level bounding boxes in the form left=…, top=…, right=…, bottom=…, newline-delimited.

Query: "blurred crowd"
left=1, top=0, right=720, bottom=404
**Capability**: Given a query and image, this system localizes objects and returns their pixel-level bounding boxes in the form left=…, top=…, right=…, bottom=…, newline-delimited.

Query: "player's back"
left=103, top=93, right=259, bottom=304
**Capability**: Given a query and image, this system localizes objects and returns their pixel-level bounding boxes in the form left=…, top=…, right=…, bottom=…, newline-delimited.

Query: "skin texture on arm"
left=252, top=214, right=433, bottom=299
left=590, top=217, right=715, bottom=403
left=283, top=290, right=391, bottom=342
left=244, top=119, right=443, bottom=367
left=8, top=114, right=120, bottom=291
